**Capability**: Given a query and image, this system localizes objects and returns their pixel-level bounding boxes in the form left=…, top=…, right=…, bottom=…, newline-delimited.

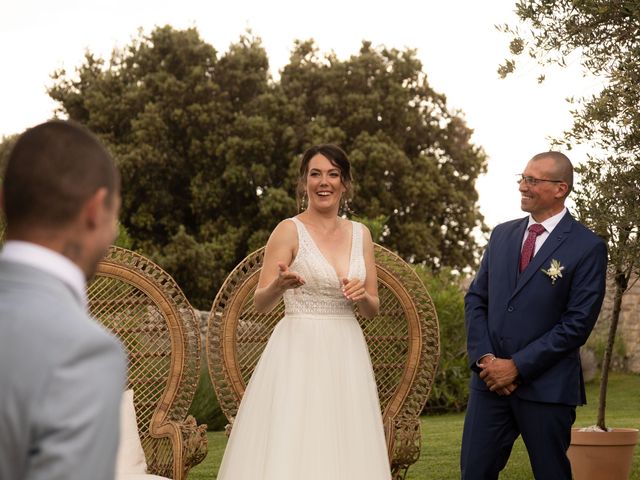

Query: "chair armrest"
left=148, top=416, right=208, bottom=480
left=387, top=417, right=421, bottom=480
left=180, top=415, right=208, bottom=476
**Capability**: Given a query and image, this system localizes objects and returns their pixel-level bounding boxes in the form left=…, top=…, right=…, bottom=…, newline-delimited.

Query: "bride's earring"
left=300, top=191, right=308, bottom=212
left=340, top=196, right=352, bottom=217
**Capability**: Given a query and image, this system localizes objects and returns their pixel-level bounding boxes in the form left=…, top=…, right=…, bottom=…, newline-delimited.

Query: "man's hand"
left=479, top=358, right=519, bottom=393
left=495, top=383, right=518, bottom=396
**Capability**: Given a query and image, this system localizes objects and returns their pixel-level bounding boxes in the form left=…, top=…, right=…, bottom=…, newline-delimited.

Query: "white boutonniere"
left=541, top=259, right=564, bottom=285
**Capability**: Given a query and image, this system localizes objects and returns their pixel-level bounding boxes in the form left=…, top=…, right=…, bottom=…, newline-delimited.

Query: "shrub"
left=188, top=359, right=228, bottom=431
left=414, top=266, right=470, bottom=413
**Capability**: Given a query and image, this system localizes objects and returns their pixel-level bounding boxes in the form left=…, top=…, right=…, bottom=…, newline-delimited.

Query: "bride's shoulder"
left=262, top=220, right=299, bottom=257
left=272, top=218, right=297, bottom=232
left=267, top=218, right=299, bottom=243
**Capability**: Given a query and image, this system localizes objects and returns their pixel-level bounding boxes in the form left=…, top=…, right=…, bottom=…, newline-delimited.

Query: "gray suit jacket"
left=0, top=260, right=127, bottom=480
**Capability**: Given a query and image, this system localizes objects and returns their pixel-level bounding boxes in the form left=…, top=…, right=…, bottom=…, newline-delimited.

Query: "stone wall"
left=194, top=309, right=209, bottom=347
left=591, top=274, right=640, bottom=373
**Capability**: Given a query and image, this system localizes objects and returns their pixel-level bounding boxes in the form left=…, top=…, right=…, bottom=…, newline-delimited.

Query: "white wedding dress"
left=216, top=217, right=391, bottom=480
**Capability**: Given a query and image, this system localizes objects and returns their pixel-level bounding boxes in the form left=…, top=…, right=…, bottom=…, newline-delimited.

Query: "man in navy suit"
left=460, top=152, right=607, bottom=479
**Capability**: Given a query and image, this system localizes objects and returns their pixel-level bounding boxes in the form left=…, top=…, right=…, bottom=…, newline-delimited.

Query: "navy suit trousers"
left=460, top=388, right=576, bottom=480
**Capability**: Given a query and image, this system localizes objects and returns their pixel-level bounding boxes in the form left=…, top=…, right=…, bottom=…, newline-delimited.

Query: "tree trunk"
left=596, top=271, right=626, bottom=430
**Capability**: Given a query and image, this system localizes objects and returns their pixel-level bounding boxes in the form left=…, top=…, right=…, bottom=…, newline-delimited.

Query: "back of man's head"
left=2, top=120, right=119, bottom=233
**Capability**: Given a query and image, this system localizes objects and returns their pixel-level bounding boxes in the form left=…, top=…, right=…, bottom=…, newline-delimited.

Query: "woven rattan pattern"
left=89, top=246, right=207, bottom=479
left=207, top=244, right=440, bottom=479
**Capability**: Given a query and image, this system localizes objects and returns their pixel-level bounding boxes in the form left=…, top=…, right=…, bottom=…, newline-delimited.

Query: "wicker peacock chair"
left=207, top=243, right=439, bottom=479
left=89, top=246, right=208, bottom=480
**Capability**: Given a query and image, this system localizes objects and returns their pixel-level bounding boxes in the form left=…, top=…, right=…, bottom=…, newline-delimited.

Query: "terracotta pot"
left=568, top=427, right=639, bottom=480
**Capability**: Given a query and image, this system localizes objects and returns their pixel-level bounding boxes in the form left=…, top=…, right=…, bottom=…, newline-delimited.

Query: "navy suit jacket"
left=465, top=212, right=607, bottom=406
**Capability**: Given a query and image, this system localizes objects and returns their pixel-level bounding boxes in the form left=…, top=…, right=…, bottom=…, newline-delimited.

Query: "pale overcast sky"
left=1, top=0, right=601, bottom=228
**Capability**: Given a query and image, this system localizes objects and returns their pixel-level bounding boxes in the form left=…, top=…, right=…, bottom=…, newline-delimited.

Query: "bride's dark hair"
left=296, top=144, right=353, bottom=211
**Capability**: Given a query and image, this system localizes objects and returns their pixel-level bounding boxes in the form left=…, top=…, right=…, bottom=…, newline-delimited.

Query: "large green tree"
left=49, top=26, right=487, bottom=308
left=501, top=0, right=640, bottom=430
left=280, top=41, right=487, bottom=267
left=49, top=27, right=296, bottom=307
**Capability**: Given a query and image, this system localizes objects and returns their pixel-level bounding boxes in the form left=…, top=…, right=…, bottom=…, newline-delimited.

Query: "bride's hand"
left=341, top=278, right=366, bottom=302
left=275, top=262, right=305, bottom=291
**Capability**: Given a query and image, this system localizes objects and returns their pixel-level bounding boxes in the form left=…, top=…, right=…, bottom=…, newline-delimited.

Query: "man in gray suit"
left=0, top=120, right=127, bottom=480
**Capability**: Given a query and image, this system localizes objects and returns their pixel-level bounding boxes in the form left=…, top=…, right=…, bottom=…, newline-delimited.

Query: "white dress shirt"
left=522, top=208, right=568, bottom=255
left=0, top=240, right=88, bottom=307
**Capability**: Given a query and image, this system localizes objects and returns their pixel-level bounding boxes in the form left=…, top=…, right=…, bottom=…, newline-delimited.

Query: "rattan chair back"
left=207, top=244, right=439, bottom=478
left=89, top=246, right=207, bottom=479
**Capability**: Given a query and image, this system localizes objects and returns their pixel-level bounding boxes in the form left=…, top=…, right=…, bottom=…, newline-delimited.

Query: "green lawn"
left=188, top=372, right=640, bottom=479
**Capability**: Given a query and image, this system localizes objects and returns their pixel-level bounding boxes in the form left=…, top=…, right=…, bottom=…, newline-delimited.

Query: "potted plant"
left=567, top=155, right=639, bottom=480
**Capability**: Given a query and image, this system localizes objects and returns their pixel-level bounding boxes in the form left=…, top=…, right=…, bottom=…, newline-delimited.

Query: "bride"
left=216, top=144, right=391, bottom=480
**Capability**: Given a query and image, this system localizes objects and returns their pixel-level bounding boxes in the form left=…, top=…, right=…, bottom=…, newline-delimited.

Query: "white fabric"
left=217, top=219, right=391, bottom=480
left=0, top=240, right=87, bottom=307
left=283, top=218, right=364, bottom=316
left=116, top=389, right=148, bottom=476
left=522, top=208, right=568, bottom=255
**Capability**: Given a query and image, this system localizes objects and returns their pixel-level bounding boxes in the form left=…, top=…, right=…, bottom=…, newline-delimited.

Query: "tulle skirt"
left=216, top=313, right=391, bottom=480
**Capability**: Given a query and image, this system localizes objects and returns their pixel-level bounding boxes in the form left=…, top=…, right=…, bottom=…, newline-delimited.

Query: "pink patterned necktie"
left=519, top=223, right=546, bottom=273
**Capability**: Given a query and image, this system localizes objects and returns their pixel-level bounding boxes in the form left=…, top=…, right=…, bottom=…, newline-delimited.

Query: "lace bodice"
left=283, top=217, right=366, bottom=316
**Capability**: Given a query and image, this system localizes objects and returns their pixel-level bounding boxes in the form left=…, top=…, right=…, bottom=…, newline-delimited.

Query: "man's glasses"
left=516, top=174, right=564, bottom=186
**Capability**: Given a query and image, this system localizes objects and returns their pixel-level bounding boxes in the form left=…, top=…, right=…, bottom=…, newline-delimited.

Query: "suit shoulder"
left=0, top=288, right=123, bottom=362
left=575, top=220, right=604, bottom=242
left=490, top=217, right=527, bottom=237
left=571, top=219, right=605, bottom=245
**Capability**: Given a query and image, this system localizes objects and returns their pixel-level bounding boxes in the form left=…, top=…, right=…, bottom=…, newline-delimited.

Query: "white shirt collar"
left=527, top=207, right=568, bottom=235
left=0, top=240, right=88, bottom=307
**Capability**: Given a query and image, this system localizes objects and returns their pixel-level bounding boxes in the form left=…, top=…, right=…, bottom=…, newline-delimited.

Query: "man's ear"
left=82, top=188, right=108, bottom=229
left=556, top=182, right=569, bottom=199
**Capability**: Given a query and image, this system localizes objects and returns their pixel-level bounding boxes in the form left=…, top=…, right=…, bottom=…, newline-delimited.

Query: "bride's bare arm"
left=342, top=226, right=379, bottom=318
left=254, top=220, right=304, bottom=314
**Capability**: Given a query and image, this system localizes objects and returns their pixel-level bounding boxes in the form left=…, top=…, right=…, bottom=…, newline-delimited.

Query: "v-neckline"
left=296, top=218, right=355, bottom=281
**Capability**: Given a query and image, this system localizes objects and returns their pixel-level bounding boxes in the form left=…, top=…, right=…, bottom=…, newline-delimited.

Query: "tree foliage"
left=0, top=134, right=18, bottom=183
left=502, top=0, right=640, bottom=430
left=49, top=26, right=486, bottom=308
left=415, top=266, right=469, bottom=413
left=0, top=135, right=18, bottom=242
left=281, top=40, right=487, bottom=267
left=499, top=0, right=640, bottom=155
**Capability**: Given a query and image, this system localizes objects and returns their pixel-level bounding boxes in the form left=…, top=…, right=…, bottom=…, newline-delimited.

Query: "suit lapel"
left=510, top=212, right=575, bottom=300
left=506, top=217, right=529, bottom=291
